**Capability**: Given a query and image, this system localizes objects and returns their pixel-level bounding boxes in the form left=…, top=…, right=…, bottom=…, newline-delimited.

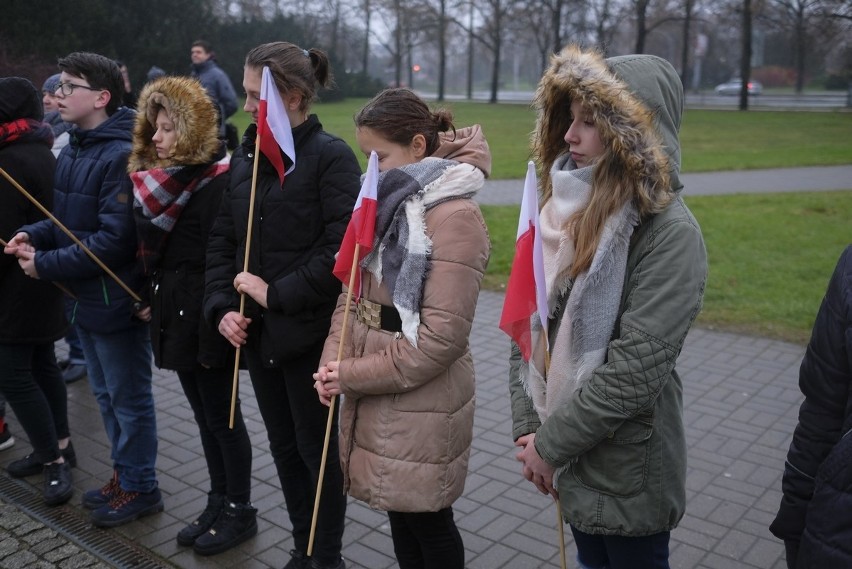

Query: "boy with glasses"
left=6, top=52, right=162, bottom=528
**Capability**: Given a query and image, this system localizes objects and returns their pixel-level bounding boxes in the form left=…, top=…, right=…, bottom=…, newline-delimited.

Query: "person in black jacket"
left=770, top=245, right=852, bottom=568
left=129, top=75, right=254, bottom=556
left=0, top=77, right=74, bottom=506
left=204, top=42, right=360, bottom=569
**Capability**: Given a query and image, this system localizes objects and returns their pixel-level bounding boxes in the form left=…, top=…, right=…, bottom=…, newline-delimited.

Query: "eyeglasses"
left=55, top=82, right=103, bottom=96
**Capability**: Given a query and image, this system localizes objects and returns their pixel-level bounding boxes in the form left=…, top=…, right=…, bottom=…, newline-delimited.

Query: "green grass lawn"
left=232, top=100, right=852, bottom=179
left=482, top=191, right=852, bottom=344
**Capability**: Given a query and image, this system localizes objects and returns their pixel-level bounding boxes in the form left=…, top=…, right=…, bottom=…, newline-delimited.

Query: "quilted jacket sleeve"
left=535, top=200, right=707, bottom=466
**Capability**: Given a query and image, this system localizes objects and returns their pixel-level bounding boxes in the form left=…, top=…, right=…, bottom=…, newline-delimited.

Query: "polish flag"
left=257, top=66, right=295, bottom=186
left=333, top=151, right=379, bottom=297
left=499, top=161, right=548, bottom=361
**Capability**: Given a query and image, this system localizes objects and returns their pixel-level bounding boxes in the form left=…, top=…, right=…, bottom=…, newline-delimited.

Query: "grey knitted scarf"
left=522, top=156, right=639, bottom=421
left=363, top=158, right=479, bottom=346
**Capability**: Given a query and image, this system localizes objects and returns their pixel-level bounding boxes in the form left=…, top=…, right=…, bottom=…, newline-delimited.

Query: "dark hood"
left=0, top=77, right=43, bottom=123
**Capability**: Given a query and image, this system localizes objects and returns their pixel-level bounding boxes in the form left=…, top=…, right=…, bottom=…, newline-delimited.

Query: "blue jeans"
left=571, top=526, right=671, bottom=569
left=77, top=324, right=158, bottom=493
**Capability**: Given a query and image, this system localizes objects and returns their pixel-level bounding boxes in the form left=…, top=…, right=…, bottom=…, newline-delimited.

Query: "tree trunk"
left=739, top=0, right=752, bottom=110
left=489, top=12, right=502, bottom=103
left=437, top=0, right=447, bottom=101
left=635, top=0, right=649, bottom=53
left=362, top=0, right=371, bottom=73
left=467, top=1, right=474, bottom=99
left=795, top=8, right=806, bottom=93
left=680, top=0, right=693, bottom=87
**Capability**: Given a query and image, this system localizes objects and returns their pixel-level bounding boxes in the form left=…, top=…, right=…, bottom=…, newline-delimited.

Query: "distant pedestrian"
left=314, top=87, right=492, bottom=569
left=190, top=40, right=238, bottom=148
left=770, top=245, right=852, bottom=568
left=0, top=76, right=75, bottom=506
left=508, top=45, right=707, bottom=569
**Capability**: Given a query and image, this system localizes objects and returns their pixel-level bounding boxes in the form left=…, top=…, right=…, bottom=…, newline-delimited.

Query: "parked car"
left=714, top=78, right=763, bottom=96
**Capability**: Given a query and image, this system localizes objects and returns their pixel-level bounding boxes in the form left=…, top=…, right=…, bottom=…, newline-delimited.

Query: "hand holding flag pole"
left=0, top=167, right=141, bottom=303
left=308, top=151, right=379, bottom=556
left=228, top=66, right=296, bottom=428
left=498, top=162, right=566, bottom=569
left=0, top=236, right=76, bottom=299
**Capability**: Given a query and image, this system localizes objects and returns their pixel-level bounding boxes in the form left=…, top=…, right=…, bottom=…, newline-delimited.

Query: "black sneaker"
left=90, top=487, right=164, bottom=528
left=0, top=424, right=15, bottom=451
left=43, top=462, right=73, bottom=506
left=82, top=471, right=120, bottom=509
left=8, top=442, right=76, bottom=478
left=310, top=557, right=346, bottom=569
left=176, top=493, right=226, bottom=546
left=283, top=550, right=309, bottom=569
left=192, top=501, right=257, bottom=556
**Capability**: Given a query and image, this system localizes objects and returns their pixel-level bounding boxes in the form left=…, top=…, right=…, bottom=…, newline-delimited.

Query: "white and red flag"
left=332, top=151, right=379, bottom=297
left=257, top=66, right=295, bottom=185
left=499, top=161, right=548, bottom=361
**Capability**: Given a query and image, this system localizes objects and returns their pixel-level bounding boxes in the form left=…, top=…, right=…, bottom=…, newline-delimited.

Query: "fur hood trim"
left=533, top=45, right=684, bottom=215
left=128, top=76, right=222, bottom=172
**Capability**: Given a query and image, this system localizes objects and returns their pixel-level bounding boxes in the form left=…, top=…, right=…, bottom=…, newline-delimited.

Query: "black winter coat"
left=204, top=116, right=360, bottom=367
left=148, top=173, right=232, bottom=371
left=0, top=134, right=65, bottom=345
left=770, top=245, right=852, bottom=568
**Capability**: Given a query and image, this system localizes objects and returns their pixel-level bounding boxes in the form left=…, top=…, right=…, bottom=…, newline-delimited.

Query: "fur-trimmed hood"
left=533, top=45, right=683, bottom=214
left=128, top=76, right=222, bottom=172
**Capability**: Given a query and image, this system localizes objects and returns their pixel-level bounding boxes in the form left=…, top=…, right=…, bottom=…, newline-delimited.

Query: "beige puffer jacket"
left=320, top=132, right=491, bottom=512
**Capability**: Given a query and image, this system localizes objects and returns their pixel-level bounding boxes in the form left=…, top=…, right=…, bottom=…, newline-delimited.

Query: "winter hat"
left=0, top=77, right=44, bottom=122
left=42, top=73, right=61, bottom=95
left=146, top=66, right=166, bottom=82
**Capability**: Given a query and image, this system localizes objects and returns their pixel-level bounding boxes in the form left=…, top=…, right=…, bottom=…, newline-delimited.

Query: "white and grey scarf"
left=522, top=155, right=638, bottom=422
left=362, top=158, right=483, bottom=346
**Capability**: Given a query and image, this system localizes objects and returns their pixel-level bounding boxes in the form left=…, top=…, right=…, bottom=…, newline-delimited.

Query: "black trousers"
left=244, top=343, right=345, bottom=566
left=0, top=343, right=69, bottom=463
left=388, top=507, right=465, bottom=569
left=177, top=364, right=253, bottom=503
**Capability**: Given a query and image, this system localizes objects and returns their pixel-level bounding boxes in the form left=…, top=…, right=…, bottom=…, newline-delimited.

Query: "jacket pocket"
left=571, top=412, right=653, bottom=498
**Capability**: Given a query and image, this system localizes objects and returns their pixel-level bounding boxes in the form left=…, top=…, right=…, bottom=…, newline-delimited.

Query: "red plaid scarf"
left=0, top=118, right=54, bottom=151
left=132, top=159, right=229, bottom=275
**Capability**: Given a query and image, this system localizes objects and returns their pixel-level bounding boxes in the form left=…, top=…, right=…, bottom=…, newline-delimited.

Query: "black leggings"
left=177, top=365, right=252, bottom=503
left=388, top=508, right=464, bottom=569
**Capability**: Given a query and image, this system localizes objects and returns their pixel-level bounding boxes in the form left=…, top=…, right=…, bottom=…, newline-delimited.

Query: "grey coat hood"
left=533, top=46, right=684, bottom=212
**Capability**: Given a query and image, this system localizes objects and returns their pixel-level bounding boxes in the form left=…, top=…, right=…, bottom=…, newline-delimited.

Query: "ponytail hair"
left=245, top=42, right=332, bottom=111
left=354, top=88, right=454, bottom=155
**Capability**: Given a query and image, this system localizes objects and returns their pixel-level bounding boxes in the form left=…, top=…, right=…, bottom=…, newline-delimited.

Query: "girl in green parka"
left=509, top=45, right=707, bottom=569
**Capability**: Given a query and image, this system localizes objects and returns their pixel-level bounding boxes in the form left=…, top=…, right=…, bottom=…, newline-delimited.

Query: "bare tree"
left=764, top=0, right=826, bottom=92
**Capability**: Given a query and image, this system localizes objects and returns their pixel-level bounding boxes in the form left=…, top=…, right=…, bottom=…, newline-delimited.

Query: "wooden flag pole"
left=228, top=139, right=262, bottom=429
left=0, top=167, right=141, bottom=303
left=0, top=236, right=76, bottom=299
left=307, top=242, right=359, bottom=556
left=541, top=331, right=567, bottom=569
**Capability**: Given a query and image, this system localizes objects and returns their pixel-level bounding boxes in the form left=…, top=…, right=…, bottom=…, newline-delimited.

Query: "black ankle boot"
left=176, top=493, right=226, bottom=546
left=192, top=501, right=258, bottom=556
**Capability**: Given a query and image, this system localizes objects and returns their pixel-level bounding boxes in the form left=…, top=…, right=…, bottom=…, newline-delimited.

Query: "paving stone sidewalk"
left=0, top=288, right=803, bottom=569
